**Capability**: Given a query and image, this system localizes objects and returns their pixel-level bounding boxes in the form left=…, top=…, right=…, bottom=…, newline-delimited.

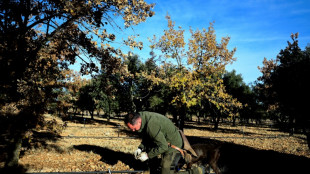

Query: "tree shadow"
left=73, top=144, right=148, bottom=171
left=0, top=165, right=28, bottom=174
left=184, top=124, right=258, bottom=136
left=184, top=119, right=295, bottom=137
left=63, top=115, right=121, bottom=127
left=0, top=121, right=41, bottom=173
left=20, top=130, right=63, bottom=158
left=119, top=129, right=140, bottom=138
left=187, top=136, right=310, bottom=174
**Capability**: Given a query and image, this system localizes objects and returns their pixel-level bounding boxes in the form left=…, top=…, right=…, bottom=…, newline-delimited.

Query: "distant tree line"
left=59, top=55, right=259, bottom=126
left=53, top=33, right=310, bottom=149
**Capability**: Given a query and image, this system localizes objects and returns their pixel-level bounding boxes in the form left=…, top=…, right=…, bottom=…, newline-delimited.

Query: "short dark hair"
left=124, top=112, right=141, bottom=125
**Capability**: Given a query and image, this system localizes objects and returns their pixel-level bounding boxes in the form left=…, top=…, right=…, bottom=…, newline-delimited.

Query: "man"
left=124, top=111, right=205, bottom=174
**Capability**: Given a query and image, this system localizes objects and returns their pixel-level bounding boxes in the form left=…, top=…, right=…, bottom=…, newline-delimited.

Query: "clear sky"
left=119, top=0, right=310, bottom=84
left=71, top=0, right=310, bottom=84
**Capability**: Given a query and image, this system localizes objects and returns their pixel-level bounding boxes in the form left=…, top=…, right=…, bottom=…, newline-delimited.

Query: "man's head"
left=124, top=112, right=142, bottom=132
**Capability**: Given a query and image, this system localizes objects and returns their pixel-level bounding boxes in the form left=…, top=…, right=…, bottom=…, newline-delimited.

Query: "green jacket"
left=137, top=111, right=183, bottom=159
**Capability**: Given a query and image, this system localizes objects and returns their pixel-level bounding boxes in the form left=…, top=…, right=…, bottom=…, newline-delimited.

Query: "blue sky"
left=72, top=0, right=310, bottom=84
left=119, top=0, right=310, bottom=84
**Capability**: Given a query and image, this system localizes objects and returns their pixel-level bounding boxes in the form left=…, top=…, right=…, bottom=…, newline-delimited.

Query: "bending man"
left=124, top=111, right=204, bottom=174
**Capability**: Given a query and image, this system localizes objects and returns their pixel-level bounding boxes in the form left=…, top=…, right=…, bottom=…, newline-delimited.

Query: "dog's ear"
left=179, top=130, right=198, bottom=157
left=184, top=151, right=193, bottom=163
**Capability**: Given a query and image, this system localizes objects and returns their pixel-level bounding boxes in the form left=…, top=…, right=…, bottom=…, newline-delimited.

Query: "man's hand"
left=134, top=148, right=142, bottom=159
left=138, top=152, right=148, bottom=162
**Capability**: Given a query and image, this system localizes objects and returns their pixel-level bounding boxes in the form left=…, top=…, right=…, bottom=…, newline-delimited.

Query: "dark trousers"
left=148, top=150, right=182, bottom=174
left=149, top=151, right=201, bottom=174
left=148, top=151, right=201, bottom=174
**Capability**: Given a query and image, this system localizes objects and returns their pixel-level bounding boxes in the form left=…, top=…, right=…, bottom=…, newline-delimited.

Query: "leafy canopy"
left=149, top=14, right=242, bottom=118
left=0, top=0, right=154, bottom=109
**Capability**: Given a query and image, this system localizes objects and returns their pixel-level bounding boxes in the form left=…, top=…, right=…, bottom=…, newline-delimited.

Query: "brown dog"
left=187, top=143, right=222, bottom=174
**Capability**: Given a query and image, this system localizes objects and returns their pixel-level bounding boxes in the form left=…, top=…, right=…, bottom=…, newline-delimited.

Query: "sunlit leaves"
left=146, top=15, right=241, bottom=118
left=188, top=23, right=241, bottom=117
left=188, top=23, right=236, bottom=75
left=150, top=14, right=186, bottom=69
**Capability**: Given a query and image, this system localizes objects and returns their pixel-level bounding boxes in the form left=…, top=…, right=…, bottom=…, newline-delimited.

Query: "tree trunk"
left=179, top=114, right=185, bottom=131
left=4, top=117, right=26, bottom=171
left=73, top=107, right=78, bottom=117
left=213, top=114, right=220, bottom=130
left=107, top=100, right=111, bottom=122
left=89, top=110, right=94, bottom=120
left=178, top=106, right=186, bottom=131
left=5, top=134, right=23, bottom=168
left=289, top=117, right=295, bottom=136
left=198, top=110, right=203, bottom=124
left=171, top=108, right=179, bottom=127
left=303, top=127, right=310, bottom=150
left=129, top=80, right=136, bottom=112
left=232, top=115, right=236, bottom=126
left=4, top=113, right=27, bottom=170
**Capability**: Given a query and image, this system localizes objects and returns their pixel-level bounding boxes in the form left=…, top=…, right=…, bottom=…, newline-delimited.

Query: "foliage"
left=0, top=0, right=154, bottom=109
left=118, top=53, right=161, bottom=112
left=90, top=52, right=163, bottom=115
left=188, top=25, right=242, bottom=118
left=223, top=70, right=263, bottom=124
left=76, top=83, right=96, bottom=119
left=150, top=14, right=186, bottom=69
left=149, top=15, right=242, bottom=129
left=256, top=57, right=279, bottom=120
left=93, top=70, right=121, bottom=118
left=256, top=33, right=310, bottom=134
left=0, top=0, right=154, bottom=168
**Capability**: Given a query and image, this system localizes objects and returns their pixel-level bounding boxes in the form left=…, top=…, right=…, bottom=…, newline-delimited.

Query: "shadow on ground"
left=63, top=115, right=121, bottom=127
left=187, top=136, right=310, bottom=174
left=184, top=121, right=272, bottom=137
left=73, top=144, right=148, bottom=171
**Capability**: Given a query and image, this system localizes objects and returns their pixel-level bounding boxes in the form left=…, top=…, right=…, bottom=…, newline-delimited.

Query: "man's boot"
left=191, top=165, right=206, bottom=174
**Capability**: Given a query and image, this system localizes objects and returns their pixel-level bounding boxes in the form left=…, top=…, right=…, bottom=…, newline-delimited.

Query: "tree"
left=256, top=57, right=279, bottom=123
left=149, top=15, right=241, bottom=130
left=48, top=70, right=88, bottom=117
left=118, top=53, right=160, bottom=112
left=76, top=83, right=96, bottom=119
left=257, top=33, right=310, bottom=146
left=93, top=70, right=121, bottom=120
left=64, top=71, right=88, bottom=117
left=0, top=0, right=154, bottom=168
left=187, top=25, right=242, bottom=130
left=142, top=55, right=170, bottom=114
left=272, top=34, right=310, bottom=134
left=140, top=55, right=177, bottom=115
left=271, top=34, right=308, bottom=132
left=223, top=70, right=261, bottom=125
left=149, top=14, right=190, bottom=129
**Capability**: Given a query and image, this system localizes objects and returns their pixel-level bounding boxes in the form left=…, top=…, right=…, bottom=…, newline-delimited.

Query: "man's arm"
left=146, top=125, right=169, bottom=159
left=138, top=142, right=145, bottom=150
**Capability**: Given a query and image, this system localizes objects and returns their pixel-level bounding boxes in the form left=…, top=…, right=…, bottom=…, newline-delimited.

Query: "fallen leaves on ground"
left=19, top=115, right=310, bottom=173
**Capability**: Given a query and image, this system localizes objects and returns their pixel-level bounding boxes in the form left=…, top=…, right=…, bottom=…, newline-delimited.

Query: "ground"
left=7, top=114, right=310, bottom=173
